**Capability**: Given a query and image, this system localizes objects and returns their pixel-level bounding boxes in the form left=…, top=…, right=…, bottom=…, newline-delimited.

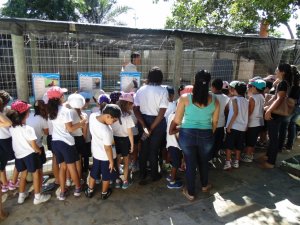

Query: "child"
left=166, top=112, right=183, bottom=189
left=211, top=79, right=230, bottom=161
left=7, top=100, right=51, bottom=205
left=0, top=90, right=16, bottom=192
left=68, top=93, right=88, bottom=183
left=241, top=79, right=265, bottom=162
left=92, top=94, right=111, bottom=113
left=224, top=82, right=249, bottom=170
left=47, top=86, right=85, bottom=200
left=85, top=104, right=121, bottom=199
left=26, top=100, right=49, bottom=190
left=110, top=91, right=122, bottom=104
left=111, top=93, right=135, bottom=189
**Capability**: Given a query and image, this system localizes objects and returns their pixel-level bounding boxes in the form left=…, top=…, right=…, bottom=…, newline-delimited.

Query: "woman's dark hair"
left=192, top=70, right=211, bottom=106
left=34, top=100, right=48, bottom=120
left=131, top=52, right=141, bottom=63
left=117, top=100, right=132, bottom=116
left=178, top=85, right=185, bottom=96
left=6, top=109, right=29, bottom=127
left=291, top=65, right=300, bottom=86
left=0, top=90, right=11, bottom=113
left=147, top=67, right=163, bottom=85
left=278, top=63, right=293, bottom=86
left=48, top=98, right=60, bottom=120
left=212, top=79, right=223, bottom=91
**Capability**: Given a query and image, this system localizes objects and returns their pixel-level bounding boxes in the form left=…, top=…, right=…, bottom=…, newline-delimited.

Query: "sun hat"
left=98, top=94, right=111, bottom=104
left=119, top=92, right=134, bottom=103
left=249, top=79, right=266, bottom=90
left=222, top=81, right=229, bottom=89
left=68, top=93, right=86, bottom=109
left=93, top=89, right=106, bottom=101
left=11, top=100, right=31, bottom=113
left=179, top=85, right=193, bottom=96
left=42, top=93, right=49, bottom=104
left=46, top=86, right=67, bottom=99
left=229, top=80, right=239, bottom=88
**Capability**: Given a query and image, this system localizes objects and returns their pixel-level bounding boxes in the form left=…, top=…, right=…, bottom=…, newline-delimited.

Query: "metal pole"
left=173, top=35, right=183, bottom=98
left=12, top=33, right=29, bottom=102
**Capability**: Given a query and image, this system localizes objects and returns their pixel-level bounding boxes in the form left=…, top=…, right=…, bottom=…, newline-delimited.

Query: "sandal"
left=182, top=188, right=194, bottom=201
left=202, top=184, right=212, bottom=193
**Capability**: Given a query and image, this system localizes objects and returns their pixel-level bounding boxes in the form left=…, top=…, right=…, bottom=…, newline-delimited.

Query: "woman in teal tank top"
left=169, top=70, right=219, bottom=201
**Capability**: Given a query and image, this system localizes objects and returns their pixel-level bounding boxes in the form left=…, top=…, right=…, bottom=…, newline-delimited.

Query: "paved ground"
left=1, top=142, right=300, bottom=225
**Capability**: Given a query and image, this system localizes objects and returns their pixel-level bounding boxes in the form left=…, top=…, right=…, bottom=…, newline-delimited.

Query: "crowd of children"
left=0, top=63, right=299, bottom=218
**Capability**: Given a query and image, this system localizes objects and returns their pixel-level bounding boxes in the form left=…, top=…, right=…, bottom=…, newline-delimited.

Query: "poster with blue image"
left=120, top=72, right=141, bottom=92
left=32, top=73, right=60, bottom=100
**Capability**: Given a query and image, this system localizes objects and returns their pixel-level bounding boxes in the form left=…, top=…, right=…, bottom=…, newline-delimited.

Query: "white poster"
left=32, top=73, right=60, bottom=100
left=78, top=72, right=102, bottom=93
left=120, top=72, right=141, bottom=92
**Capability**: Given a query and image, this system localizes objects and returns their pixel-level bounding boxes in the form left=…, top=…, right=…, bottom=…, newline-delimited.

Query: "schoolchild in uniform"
left=7, top=100, right=51, bottom=205
left=85, top=104, right=121, bottom=199
left=111, top=93, right=135, bottom=189
left=224, top=82, right=249, bottom=170
left=47, top=86, right=86, bottom=200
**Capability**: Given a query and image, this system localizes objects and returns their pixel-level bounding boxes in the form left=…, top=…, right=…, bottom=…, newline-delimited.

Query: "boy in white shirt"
left=85, top=104, right=121, bottom=199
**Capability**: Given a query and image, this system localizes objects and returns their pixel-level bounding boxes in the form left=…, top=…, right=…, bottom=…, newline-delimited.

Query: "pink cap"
left=11, top=100, right=31, bottom=113
left=119, top=92, right=134, bottom=103
left=180, top=85, right=193, bottom=96
left=46, top=86, right=67, bottom=99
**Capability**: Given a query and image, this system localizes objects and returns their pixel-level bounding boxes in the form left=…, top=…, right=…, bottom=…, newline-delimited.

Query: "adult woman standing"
left=134, top=67, right=169, bottom=185
left=264, top=63, right=294, bottom=168
left=170, top=70, right=219, bottom=201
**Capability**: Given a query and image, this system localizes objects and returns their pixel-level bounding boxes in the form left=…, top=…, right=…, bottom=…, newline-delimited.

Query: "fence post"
left=11, top=29, right=29, bottom=102
left=174, top=35, right=183, bottom=98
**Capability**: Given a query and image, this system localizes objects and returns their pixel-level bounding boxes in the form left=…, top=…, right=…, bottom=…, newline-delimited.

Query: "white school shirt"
left=70, top=109, right=88, bottom=137
left=213, top=93, right=230, bottom=128
left=0, top=111, right=11, bottom=139
left=9, top=125, right=37, bottom=159
left=89, top=112, right=114, bottom=161
left=164, top=101, right=177, bottom=123
left=111, top=114, right=135, bottom=137
left=51, top=106, right=75, bottom=146
left=130, top=110, right=139, bottom=136
left=84, top=109, right=92, bottom=143
left=166, top=113, right=180, bottom=149
left=26, top=113, right=48, bottom=147
left=248, top=94, right=265, bottom=127
left=48, top=119, right=53, bottom=135
left=226, top=96, right=249, bottom=131
left=134, top=85, right=169, bottom=116
left=124, top=63, right=137, bottom=72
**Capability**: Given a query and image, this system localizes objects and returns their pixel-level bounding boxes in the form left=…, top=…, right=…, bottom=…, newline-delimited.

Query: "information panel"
left=120, top=72, right=141, bottom=92
left=32, top=73, right=60, bottom=100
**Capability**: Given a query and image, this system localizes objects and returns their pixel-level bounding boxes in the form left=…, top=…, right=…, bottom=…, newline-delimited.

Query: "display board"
left=32, top=73, right=60, bottom=100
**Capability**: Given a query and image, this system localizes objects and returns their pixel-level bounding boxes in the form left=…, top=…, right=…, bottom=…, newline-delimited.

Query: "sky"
left=0, top=0, right=297, bottom=39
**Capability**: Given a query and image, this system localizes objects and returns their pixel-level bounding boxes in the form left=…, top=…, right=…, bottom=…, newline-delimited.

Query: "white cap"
left=68, top=93, right=86, bottom=109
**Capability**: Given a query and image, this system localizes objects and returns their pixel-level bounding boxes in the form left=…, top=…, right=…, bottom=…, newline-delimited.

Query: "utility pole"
left=133, top=12, right=138, bottom=27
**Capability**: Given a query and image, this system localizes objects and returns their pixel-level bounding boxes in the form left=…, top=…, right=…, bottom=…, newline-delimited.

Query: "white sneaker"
left=18, top=192, right=29, bottom=204
left=66, top=179, right=72, bottom=187
left=223, top=161, right=232, bottom=170
left=33, top=194, right=51, bottom=205
left=241, top=154, right=253, bottom=163
left=232, top=160, right=239, bottom=169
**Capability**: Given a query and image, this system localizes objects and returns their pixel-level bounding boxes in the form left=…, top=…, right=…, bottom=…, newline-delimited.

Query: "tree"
left=82, top=0, right=131, bottom=25
left=0, top=0, right=85, bottom=21
left=165, top=0, right=300, bottom=38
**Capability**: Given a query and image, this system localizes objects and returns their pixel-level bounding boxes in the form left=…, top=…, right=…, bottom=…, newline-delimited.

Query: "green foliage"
left=165, top=0, right=300, bottom=35
left=0, top=0, right=130, bottom=25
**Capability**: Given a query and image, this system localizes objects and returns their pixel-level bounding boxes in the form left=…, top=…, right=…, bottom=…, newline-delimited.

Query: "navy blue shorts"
left=15, top=153, right=42, bottom=173
left=224, top=129, right=245, bottom=151
left=74, top=136, right=87, bottom=156
left=114, top=136, right=130, bottom=157
left=246, top=126, right=263, bottom=147
left=52, top=140, right=79, bottom=164
left=90, top=158, right=118, bottom=181
left=168, top=146, right=182, bottom=169
left=39, top=146, right=47, bottom=165
left=47, top=135, right=52, bottom=151
left=0, top=138, right=14, bottom=170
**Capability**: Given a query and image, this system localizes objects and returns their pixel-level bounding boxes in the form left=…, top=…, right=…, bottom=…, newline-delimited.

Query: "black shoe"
left=101, top=188, right=112, bottom=200
left=139, top=179, right=148, bottom=185
left=84, top=187, right=94, bottom=198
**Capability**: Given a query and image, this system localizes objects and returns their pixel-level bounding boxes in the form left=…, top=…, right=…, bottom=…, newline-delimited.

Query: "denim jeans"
left=179, top=128, right=214, bottom=196
left=138, top=114, right=167, bottom=179
left=267, top=116, right=285, bottom=165
left=278, top=105, right=300, bottom=150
